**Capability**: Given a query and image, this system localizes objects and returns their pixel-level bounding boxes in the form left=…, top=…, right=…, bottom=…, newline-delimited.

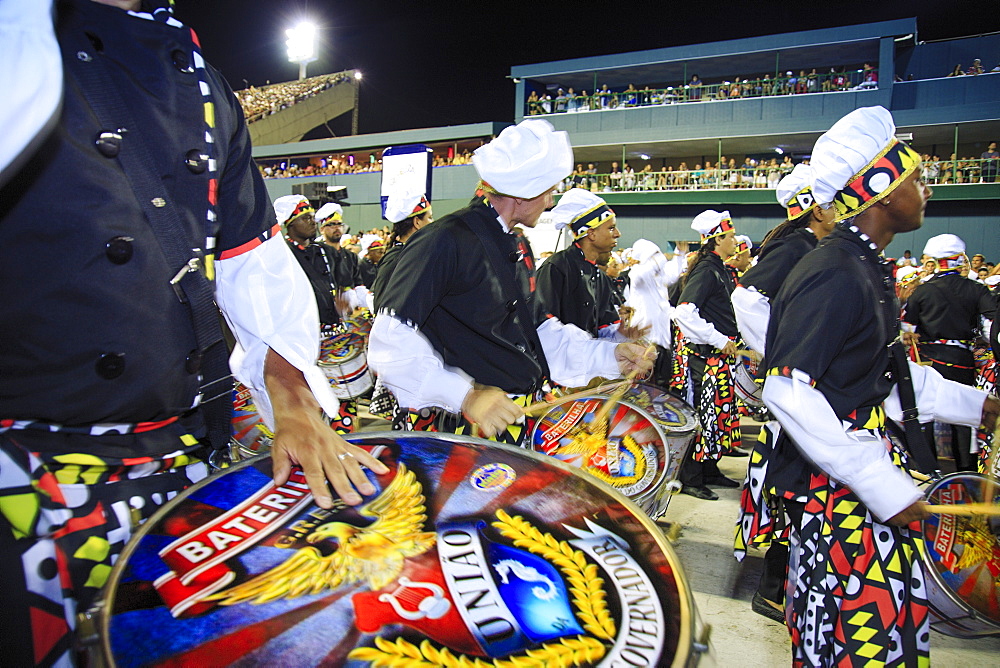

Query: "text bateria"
left=94, top=432, right=701, bottom=666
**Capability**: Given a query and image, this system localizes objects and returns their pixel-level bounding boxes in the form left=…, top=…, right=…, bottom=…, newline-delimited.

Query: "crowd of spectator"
left=257, top=146, right=998, bottom=187
left=235, top=72, right=352, bottom=123
left=946, top=59, right=1000, bottom=77
left=526, top=64, right=879, bottom=115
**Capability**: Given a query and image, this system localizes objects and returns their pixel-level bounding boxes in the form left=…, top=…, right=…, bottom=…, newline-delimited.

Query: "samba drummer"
left=274, top=195, right=363, bottom=434
left=729, top=163, right=836, bottom=623
left=537, top=188, right=648, bottom=341
left=370, top=188, right=434, bottom=312
left=724, top=234, right=753, bottom=281
left=672, top=210, right=744, bottom=500
left=902, top=234, right=996, bottom=472
left=369, top=119, right=654, bottom=445
left=763, top=106, right=1000, bottom=666
left=316, top=202, right=373, bottom=312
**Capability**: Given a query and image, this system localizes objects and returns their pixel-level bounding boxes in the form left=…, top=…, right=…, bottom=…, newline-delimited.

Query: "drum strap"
left=888, top=341, right=940, bottom=475
left=66, top=31, right=231, bottom=451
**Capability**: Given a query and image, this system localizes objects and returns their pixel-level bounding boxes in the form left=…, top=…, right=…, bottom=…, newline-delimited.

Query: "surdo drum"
left=319, top=327, right=374, bottom=399
left=86, top=433, right=710, bottom=666
left=529, top=384, right=697, bottom=521
left=921, top=472, right=1000, bottom=637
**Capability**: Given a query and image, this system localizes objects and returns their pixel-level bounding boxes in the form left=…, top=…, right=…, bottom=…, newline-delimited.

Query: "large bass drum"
left=86, top=433, right=711, bottom=666
left=921, top=472, right=1000, bottom=637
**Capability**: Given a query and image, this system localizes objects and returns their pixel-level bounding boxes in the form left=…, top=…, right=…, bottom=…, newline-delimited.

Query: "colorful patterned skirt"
left=734, top=421, right=789, bottom=561
left=784, top=409, right=929, bottom=667
left=686, top=349, right=741, bottom=461
left=975, top=344, right=996, bottom=476
left=0, top=429, right=208, bottom=667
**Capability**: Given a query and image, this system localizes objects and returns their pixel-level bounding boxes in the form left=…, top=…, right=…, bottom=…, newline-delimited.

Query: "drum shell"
left=921, top=472, right=1000, bottom=637
left=318, top=334, right=374, bottom=399
left=93, top=432, right=706, bottom=667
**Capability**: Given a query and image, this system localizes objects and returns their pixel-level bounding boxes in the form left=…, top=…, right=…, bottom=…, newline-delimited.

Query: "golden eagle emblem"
left=205, top=463, right=435, bottom=605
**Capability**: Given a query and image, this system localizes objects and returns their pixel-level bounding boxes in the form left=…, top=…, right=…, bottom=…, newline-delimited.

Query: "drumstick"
left=590, top=344, right=656, bottom=432
left=923, top=502, right=1000, bottom=517
left=521, top=380, right=629, bottom=417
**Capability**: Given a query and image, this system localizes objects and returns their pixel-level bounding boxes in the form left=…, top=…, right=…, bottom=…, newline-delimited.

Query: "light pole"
left=285, top=22, right=317, bottom=81
left=351, top=70, right=362, bottom=135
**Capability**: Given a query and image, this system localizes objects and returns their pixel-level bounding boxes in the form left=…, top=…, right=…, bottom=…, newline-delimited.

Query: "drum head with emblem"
left=922, top=473, right=1000, bottom=627
left=99, top=432, right=695, bottom=667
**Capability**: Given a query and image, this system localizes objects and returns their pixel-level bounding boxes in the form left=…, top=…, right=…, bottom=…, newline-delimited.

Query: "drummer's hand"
left=264, top=349, right=389, bottom=508
left=901, top=331, right=920, bottom=347
left=461, top=385, right=523, bottom=438
left=334, top=292, right=352, bottom=318
left=981, top=394, right=1000, bottom=432
left=614, top=342, right=656, bottom=377
left=885, top=500, right=930, bottom=527
left=617, top=321, right=651, bottom=341
left=720, top=340, right=738, bottom=357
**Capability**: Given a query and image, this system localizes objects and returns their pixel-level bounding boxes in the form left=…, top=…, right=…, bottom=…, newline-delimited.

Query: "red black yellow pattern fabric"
left=689, top=350, right=741, bottom=461
left=700, top=215, right=735, bottom=241
left=0, top=435, right=208, bottom=667
left=404, top=394, right=538, bottom=447
left=833, top=139, right=922, bottom=222
left=785, top=413, right=930, bottom=667
left=734, top=423, right=789, bottom=561
left=785, top=185, right=815, bottom=221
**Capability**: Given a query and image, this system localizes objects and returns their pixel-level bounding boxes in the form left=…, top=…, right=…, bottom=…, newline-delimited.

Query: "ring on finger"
left=338, top=452, right=354, bottom=461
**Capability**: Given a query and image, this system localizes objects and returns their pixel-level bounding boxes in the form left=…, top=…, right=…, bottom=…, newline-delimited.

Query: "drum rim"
left=921, top=471, right=1000, bottom=631
left=99, top=430, right=695, bottom=666
left=528, top=394, right=676, bottom=501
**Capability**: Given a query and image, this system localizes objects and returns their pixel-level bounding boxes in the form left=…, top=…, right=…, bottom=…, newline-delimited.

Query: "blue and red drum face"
left=921, top=472, right=1000, bottom=637
left=95, top=432, right=705, bottom=667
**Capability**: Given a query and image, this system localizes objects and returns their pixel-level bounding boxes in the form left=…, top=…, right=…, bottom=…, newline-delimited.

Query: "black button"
left=105, top=236, right=134, bottom=264
left=184, top=149, right=209, bottom=174
left=96, top=353, right=125, bottom=379
left=95, top=130, right=122, bottom=157
left=185, top=350, right=203, bottom=374
left=171, top=49, right=193, bottom=73
left=506, top=299, right=518, bottom=312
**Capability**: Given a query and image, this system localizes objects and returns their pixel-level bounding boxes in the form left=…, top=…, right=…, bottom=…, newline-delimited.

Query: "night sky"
left=176, top=0, right=997, bottom=137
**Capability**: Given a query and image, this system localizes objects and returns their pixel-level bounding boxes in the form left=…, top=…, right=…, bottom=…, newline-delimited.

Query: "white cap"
left=472, top=119, right=573, bottom=198
left=691, top=209, right=733, bottom=239
left=896, top=265, right=918, bottom=283
left=775, top=163, right=814, bottom=214
left=810, top=106, right=922, bottom=223
left=811, top=106, right=896, bottom=207
left=316, top=202, right=344, bottom=224
left=985, top=274, right=1000, bottom=287
left=923, top=233, right=965, bottom=259
left=551, top=189, right=613, bottom=238
left=384, top=188, right=429, bottom=223
left=273, top=195, right=312, bottom=226
left=629, top=239, right=662, bottom=265
left=734, top=235, right=752, bottom=254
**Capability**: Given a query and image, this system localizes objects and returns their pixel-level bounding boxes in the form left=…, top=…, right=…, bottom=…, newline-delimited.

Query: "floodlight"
left=286, top=21, right=318, bottom=79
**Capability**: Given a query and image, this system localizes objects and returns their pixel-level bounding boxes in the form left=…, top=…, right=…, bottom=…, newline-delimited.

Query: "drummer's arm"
left=672, top=302, right=731, bottom=350
left=368, top=314, right=474, bottom=413
left=762, top=373, right=923, bottom=524
left=536, top=317, right=633, bottom=386
left=884, top=362, right=997, bottom=430
left=731, top=286, right=770, bottom=356
left=216, top=235, right=389, bottom=508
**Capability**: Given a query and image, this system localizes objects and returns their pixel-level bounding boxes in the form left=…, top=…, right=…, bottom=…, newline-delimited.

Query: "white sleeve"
left=662, top=253, right=686, bottom=287
left=538, top=317, right=620, bottom=386
left=731, top=285, right=771, bottom=355
left=215, top=234, right=340, bottom=428
left=368, top=314, right=473, bottom=412
left=353, top=285, right=374, bottom=312
left=763, top=374, right=921, bottom=522
left=673, top=303, right=730, bottom=349
left=1, top=0, right=62, bottom=185
left=598, top=322, right=626, bottom=342
left=883, top=360, right=987, bottom=427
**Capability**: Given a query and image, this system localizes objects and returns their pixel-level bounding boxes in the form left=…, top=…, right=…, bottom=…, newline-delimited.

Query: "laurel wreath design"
left=347, top=509, right=616, bottom=667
